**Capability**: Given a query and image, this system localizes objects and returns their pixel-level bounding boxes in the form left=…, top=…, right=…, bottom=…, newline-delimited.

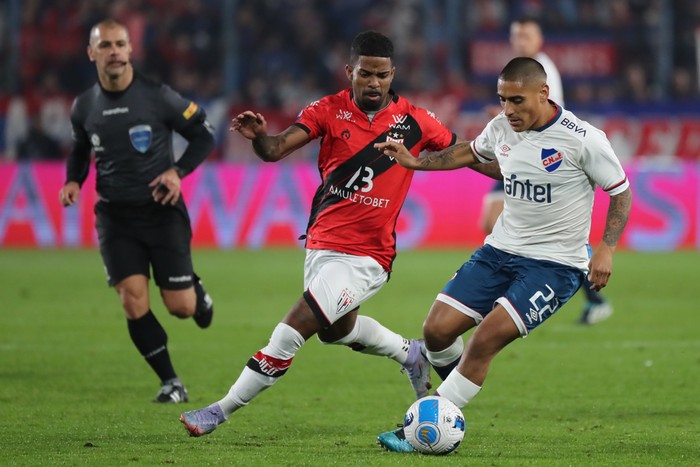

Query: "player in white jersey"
left=476, top=102, right=627, bottom=270
left=375, top=57, right=632, bottom=452
left=483, top=17, right=613, bottom=325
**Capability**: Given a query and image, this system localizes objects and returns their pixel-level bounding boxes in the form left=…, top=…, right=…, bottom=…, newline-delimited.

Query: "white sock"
left=320, top=315, right=410, bottom=364
left=426, top=338, right=464, bottom=367
left=435, top=370, right=481, bottom=409
left=218, top=323, right=305, bottom=416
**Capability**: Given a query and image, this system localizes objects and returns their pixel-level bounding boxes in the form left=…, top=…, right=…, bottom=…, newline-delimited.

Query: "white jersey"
left=535, top=52, right=564, bottom=107
left=471, top=104, right=629, bottom=270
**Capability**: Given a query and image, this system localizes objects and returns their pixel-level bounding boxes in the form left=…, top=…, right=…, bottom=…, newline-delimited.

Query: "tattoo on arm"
left=602, top=188, right=632, bottom=247
left=252, top=127, right=298, bottom=161
left=418, top=141, right=472, bottom=169
left=252, top=135, right=280, bottom=160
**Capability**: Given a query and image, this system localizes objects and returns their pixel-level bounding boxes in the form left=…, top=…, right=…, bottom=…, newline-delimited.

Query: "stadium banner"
left=468, top=39, right=617, bottom=79
left=0, top=161, right=697, bottom=250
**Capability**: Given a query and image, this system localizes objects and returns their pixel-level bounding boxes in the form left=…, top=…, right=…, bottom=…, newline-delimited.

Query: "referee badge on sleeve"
left=129, top=124, right=153, bottom=153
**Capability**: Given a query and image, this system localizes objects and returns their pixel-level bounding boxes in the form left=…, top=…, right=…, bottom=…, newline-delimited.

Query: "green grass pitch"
left=1, top=248, right=698, bottom=466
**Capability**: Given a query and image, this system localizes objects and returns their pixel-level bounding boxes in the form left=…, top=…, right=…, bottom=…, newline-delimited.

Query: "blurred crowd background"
left=0, top=0, right=698, bottom=162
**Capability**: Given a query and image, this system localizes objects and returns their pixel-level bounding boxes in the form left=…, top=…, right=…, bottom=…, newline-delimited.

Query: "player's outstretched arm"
left=230, top=111, right=310, bottom=162
left=588, top=187, right=632, bottom=290
left=375, top=141, right=479, bottom=171
left=454, top=137, right=502, bottom=180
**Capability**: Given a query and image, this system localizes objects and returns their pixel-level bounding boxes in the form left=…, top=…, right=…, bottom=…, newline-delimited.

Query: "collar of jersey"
left=530, top=101, right=562, bottom=132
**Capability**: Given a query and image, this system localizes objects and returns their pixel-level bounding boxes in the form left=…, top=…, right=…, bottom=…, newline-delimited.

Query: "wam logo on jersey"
left=541, top=148, right=563, bottom=172
left=390, top=114, right=411, bottom=130
left=129, top=125, right=152, bottom=154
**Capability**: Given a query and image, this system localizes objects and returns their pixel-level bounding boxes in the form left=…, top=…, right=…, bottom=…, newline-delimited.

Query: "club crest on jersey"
left=541, top=148, right=563, bottom=172
left=386, top=131, right=404, bottom=144
left=337, top=288, right=356, bottom=314
left=129, top=125, right=152, bottom=154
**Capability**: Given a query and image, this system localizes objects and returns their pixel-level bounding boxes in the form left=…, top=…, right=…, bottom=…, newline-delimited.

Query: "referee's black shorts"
left=95, top=198, right=194, bottom=290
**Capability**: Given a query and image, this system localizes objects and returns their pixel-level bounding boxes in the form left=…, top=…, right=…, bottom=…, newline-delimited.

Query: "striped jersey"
left=471, top=103, right=629, bottom=270
left=295, top=89, right=456, bottom=271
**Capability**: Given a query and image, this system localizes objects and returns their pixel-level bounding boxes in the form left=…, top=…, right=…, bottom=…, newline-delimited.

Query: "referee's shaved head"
left=499, top=57, right=547, bottom=87
left=89, top=19, right=130, bottom=46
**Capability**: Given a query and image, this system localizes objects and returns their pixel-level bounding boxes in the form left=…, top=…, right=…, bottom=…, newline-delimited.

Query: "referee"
left=59, top=19, right=215, bottom=403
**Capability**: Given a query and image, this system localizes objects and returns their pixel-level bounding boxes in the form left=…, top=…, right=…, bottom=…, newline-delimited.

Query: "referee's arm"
left=60, top=108, right=92, bottom=207
left=173, top=116, right=215, bottom=178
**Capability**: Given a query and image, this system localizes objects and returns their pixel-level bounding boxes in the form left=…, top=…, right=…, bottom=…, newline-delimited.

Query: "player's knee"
left=423, top=319, right=457, bottom=350
left=318, top=315, right=357, bottom=344
left=117, top=289, right=148, bottom=318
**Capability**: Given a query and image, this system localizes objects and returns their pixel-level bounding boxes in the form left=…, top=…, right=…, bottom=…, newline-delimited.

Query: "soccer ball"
left=403, top=396, right=466, bottom=455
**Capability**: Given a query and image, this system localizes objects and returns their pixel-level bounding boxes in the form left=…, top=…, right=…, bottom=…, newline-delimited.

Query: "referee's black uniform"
left=62, top=19, right=215, bottom=403
left=66, top=71, right=214, bottom=288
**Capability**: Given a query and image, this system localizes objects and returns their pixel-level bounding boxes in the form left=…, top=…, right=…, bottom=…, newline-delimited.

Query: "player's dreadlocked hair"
left=350, top=31, right=394, bottom=64
left=500, top=57, right=547, bottom=85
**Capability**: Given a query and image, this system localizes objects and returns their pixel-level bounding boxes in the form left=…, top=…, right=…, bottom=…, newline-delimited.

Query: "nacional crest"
left=541, top=148, right=563, bottom=172
left=129, top=124, right=152, bottom=154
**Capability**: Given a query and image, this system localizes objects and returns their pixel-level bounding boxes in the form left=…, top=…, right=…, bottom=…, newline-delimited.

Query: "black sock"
left=582, top=277, right=604, bottom=304
left=127, top=310, right=177, bottom=383
left=193, top=273, right=210, bottom=313
left=433, top=358, right=460, bottom=381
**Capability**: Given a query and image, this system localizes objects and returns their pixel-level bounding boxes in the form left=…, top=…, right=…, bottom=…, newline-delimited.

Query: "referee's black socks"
left=127, top=310, right=177, bottom=383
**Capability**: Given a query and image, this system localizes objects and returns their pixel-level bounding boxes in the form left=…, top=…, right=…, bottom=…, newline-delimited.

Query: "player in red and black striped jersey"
left=180, top=31, right=500, bottom=437
left=294, top=88, right=455, bottom=271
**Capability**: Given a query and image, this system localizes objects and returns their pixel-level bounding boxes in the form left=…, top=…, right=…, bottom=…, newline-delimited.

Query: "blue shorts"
left=437, top=245, right=584, bottom=336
